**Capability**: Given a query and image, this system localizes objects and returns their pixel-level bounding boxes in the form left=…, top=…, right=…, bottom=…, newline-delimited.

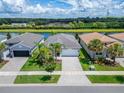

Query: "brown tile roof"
left=109, top=33, right=124, bottom=41
left=79, top=32, right=117, bottom=45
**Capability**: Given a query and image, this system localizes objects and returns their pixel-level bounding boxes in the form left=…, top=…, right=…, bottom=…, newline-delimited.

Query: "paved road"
left=0, top=57, right=27, bottom=84
left=1, top=86, right=124, bottom=93
left=58, top=57, right=91, bottom=85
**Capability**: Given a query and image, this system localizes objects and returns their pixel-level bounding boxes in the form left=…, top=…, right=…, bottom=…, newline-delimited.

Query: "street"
left=0, top=85, right=124, bottom=93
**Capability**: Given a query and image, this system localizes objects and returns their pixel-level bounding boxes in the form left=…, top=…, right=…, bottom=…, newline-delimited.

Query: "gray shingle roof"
left=45, top=34, right=81, bottom=49
left=5, top=33, right=44, bottom=49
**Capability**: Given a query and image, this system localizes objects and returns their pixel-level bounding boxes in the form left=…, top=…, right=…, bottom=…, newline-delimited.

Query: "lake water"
left=0, top=32, right=122, bottom=41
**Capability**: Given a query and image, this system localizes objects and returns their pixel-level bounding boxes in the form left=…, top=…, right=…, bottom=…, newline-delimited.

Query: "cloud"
left=0, top=0, right=124, bottom=17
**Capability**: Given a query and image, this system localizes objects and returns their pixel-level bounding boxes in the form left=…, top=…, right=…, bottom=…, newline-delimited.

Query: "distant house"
left=5, top=33, right=44, bottom=57
left=11, top=23, right=27, bottom=27
left=79, top=32, right=117, bottom=58
left=45, top=34, right=81, bottom=57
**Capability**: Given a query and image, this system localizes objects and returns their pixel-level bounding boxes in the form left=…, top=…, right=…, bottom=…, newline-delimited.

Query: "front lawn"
left=79, top=48, right=124, bottom=71
left=21, top=58, right=62, bottom=71
left=88, top=75, right=124, bottom=84
left=14, top=75, right=60, bottom=84
left=81, top=61, right=124, bottom=71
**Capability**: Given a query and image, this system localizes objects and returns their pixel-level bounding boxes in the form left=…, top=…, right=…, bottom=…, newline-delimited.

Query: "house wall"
left=80, top=39, right=107, bottom=58
left=108, top=36, right=124, bottom=57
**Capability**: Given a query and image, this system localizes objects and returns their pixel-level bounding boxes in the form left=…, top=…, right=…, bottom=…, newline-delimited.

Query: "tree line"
left=0, top=17, right=124, bottom=29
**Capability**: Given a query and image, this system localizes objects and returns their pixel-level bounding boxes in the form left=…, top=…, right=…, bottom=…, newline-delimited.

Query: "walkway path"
left=1, top=71, right=124, bottom=76
left=116, top=58, right=124, bottom=67
left=58, top=57, right=91, bottom=85
left=0, top=57, right=27, bottom=84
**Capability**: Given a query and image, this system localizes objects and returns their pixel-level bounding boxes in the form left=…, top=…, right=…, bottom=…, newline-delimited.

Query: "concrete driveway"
left=58, top=57, right=91, bottom=85
left=0, top=57, right=28, bottom=84
left=116, top=58, right=124, bottom=67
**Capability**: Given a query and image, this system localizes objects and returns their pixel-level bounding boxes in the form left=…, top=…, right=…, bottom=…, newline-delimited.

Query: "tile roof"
left=5, top=33, right=44, bottom=49
left=45, top=34, right=81, bottom=49
left=79, top=32, right=117, bottom=45
left=109, top=33, right=124, bottom=42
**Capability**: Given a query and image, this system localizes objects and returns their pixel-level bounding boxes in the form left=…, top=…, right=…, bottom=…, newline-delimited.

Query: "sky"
left=0, top=0, right=124, bottom=18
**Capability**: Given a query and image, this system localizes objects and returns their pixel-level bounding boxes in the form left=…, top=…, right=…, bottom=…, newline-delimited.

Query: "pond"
left=0, top=32, right=77, bottom=40
left=0, top=32, right=122, bottom=42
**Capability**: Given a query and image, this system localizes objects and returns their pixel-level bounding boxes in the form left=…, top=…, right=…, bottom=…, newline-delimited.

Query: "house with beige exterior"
left=79, top=32, right=117, bottom=58
left=109, top=33, right=124, bottom=56
left=109, top=33, right=124, bottom=47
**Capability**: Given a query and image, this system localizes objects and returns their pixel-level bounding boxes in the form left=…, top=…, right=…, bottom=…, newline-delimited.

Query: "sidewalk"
left=1, top=71, right=124, bottom=76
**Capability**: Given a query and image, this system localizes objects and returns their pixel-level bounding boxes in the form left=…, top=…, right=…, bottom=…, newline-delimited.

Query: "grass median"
left=88, top=75, right=124, bottom=84
left=14, top=75, right=60, bottom=84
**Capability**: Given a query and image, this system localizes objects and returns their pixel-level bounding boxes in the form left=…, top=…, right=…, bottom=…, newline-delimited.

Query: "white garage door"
left=61, top=49, right=79, bottom=57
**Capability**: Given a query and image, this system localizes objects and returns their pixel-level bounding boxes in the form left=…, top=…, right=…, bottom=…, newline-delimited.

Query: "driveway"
left=116, top=58, right=124, bottom=67
left=58, top=57, right=91, bottom=85
left=0, top=57, right=28, bottom=84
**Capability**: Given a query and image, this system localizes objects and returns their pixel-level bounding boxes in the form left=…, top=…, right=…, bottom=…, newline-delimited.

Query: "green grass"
left=21, top=58, right=62, bottom=71
left=14, top=75, right=60, bottom=84
left=81, top=62, right=124, bottom=71
left=79, top=48, right=124, bottom=71
left=0, top=29, right=124, bottom=33
left=88, top=75, right=124, bottom=83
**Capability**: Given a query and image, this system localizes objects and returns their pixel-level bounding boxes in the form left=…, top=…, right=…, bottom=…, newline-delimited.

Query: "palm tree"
left=108, top=43, right=123, bottom=62
left=0, top=43, right=5, bottom=62
left=50, top=43, right=62, bottom=60
left=88, top=39, right=104, bottom=60
left=35, top=43, right=45, bottom=55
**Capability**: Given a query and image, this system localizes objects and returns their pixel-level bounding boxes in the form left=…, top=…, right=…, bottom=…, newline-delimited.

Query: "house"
left=109, top=33, right=124, bottom=56
left=5, top=33, right=44, bottom=57
left=45, top=34, right=81, bottom=57
left=79, top=32, right=117, bottom=58
left=109, top=33, right=124, bottom=47
left=11, top=23, right=27, bottom=27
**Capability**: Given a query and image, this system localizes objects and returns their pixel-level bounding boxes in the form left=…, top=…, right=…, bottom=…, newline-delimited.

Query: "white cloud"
left=0, top=0, right=124, bottom=17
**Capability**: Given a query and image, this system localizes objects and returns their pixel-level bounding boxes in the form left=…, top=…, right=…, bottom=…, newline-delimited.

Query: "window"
left=96, top=52, right=102, bottom=55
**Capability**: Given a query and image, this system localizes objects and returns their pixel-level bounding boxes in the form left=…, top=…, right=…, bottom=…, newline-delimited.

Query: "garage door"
left=61, top=49, right=79, bottom=57
left=13, top=51, right=30, bottom=57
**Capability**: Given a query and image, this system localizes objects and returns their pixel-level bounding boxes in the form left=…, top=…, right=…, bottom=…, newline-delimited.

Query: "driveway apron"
left=58, top=57, right=91, bottom=85
left=0, top=57, right=27, bottom=84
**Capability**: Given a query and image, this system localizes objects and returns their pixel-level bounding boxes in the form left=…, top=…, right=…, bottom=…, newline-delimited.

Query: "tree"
left=6, top=32, right=11, bottom=40
left=0, top=43, right=5, bottom=62
left=108, top=43, right=123, bottom=62
left=88, top=39, right=103, bottom=60
left=50, top=43, right=62, bottom=60
left=44, top=62, right=56, bottom=73
left=35, top=43, right=45, bottom=55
